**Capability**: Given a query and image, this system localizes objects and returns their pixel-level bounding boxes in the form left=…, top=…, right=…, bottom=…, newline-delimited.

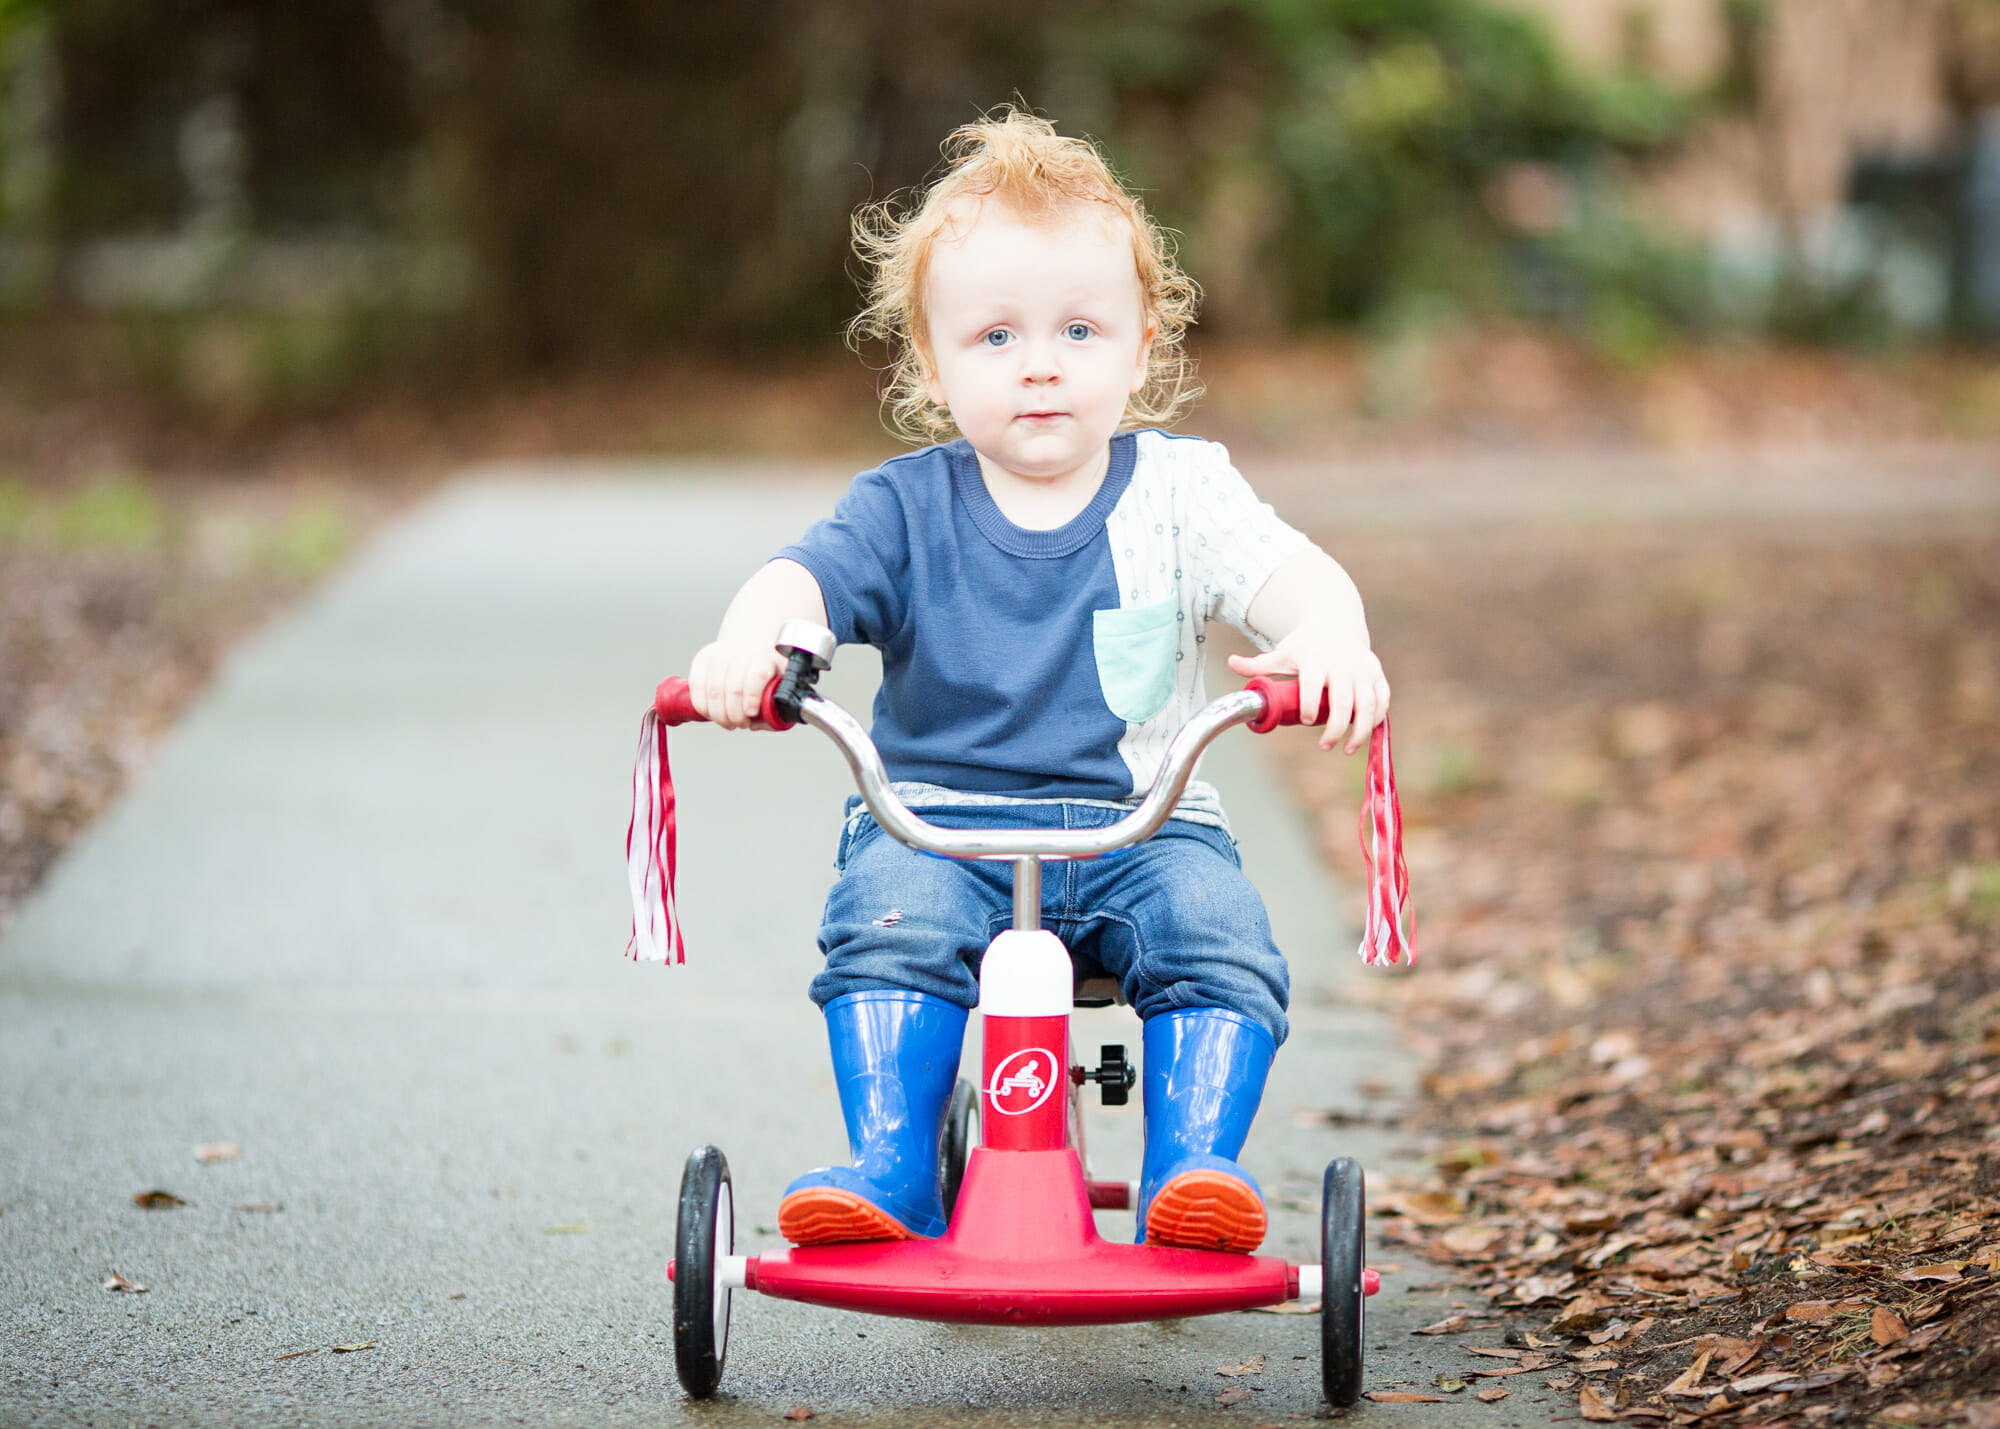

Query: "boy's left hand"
left=1228, top=623, right=1390, bottom=754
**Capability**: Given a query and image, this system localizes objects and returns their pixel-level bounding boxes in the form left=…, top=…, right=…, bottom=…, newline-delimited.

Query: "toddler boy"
left=688, top=110, right=1389, bottom=1253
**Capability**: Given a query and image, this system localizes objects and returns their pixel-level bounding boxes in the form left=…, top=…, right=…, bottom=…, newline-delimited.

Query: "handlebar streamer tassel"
left=1357, top=721, right=1415, bottom=967
left=626, top=708, right=684, bottom=964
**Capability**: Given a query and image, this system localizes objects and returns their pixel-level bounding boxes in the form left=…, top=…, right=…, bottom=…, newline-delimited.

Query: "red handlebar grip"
left=654, top=676, right=703, bottom=725
left=1246, top=676, right=1331, bottom=734
left=651, top=674, right=795, bottom=731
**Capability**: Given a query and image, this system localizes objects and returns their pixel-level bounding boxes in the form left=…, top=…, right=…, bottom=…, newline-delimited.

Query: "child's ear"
left=1131, top=315, right=1159, bottom=394
left=917, top=345, right=947, bottom=409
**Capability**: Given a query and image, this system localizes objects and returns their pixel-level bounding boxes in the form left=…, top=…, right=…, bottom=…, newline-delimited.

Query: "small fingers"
left=687, top=646, right=716, bottom=720
left=1344, top=677, right=1376, bottom=754
left=1345, top=668, right=1391, bottom=754
left=1291, top=658, right=1329, bottom=744
left=1227, top=650, right=1291, bottom=678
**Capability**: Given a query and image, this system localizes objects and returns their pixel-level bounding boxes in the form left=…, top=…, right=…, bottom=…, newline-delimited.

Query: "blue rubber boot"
left=1136, top=1007, right=1276, bottom=1253
left=778, top=990, right=967, bottom=1245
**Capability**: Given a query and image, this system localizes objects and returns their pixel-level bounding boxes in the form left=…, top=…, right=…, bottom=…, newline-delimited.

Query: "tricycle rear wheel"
left=1321, top=1156, right=1365, bottom=1406
left=673, top=1145, right=733, bottom=1398
left=940, top=1077, right=978, bottom=1220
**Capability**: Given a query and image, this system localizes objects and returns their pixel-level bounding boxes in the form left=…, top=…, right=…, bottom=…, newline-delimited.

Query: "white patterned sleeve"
left=1185, top=439, right=1313, bottom=643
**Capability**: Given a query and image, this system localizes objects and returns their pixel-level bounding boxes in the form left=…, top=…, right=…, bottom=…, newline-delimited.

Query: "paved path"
left=2, top=469, right=1535, bottom=1427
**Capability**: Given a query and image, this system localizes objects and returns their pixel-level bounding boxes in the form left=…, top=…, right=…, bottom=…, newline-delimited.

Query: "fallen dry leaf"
left=1961, top=1401, right=2000, bottom=1429
left=1413, top=1316, right=1470, bottom=1335
left=783, top=1408, right=814, bottom=1422
left=101, top=1272, right=146, bottom=1294
left=274, top=1348, right=320, bottom=1361
left=1551, top=1291, right=1614, bottom=1334
left=1871, top=1306, right=1910, bottom=1345
left=1440, top=1225, right=1505, bottom=1256
left=193, top=1142, right=240, bottom=1164
left=1661, top=1346, right=1715, bottom=1398
left=330, top=1342, right=373, bottom=1353
left=1767, top=1371, right=1849, bottom=1392
left=1217, top=1355, right=1265, bottom=1377
left=1476, top=1387, right=1510, bottom=1403
left=1579, top=1384, right=1618, bottom=1421
left=238, top=1202, right=281, bottom=1213
left=1365, top=1391, right=1447, bottom=1403
left=1727, top=1370, right=1795, bottom=1394
left=1215, top=1387, right=1250, bottom=1407
left=1895, top=1262, right=1965, bottom=1282
left=1246, top=1299, right=1318, bottom=1314
left=540, top=1224, right=593, bottom=1235
left=131, top=1189, right=185, bottom=1210
left=1880, top=1402, right=1924, bottom=1422
left=1435, top=1374, right=1469, bottom=1393
left=1712, top=1337, right=1762, bottom=1378
left=1466, top=1347, right=1523, bottom=1359
left=1510, top=1274, right=1575, bottom=1305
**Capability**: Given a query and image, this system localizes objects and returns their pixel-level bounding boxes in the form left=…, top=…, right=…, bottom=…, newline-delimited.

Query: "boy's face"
left=922, top=200, right=1154, bottom=485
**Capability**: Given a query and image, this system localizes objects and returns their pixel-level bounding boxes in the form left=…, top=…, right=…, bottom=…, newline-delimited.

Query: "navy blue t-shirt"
left=778, top=430, right=1310, bottom=802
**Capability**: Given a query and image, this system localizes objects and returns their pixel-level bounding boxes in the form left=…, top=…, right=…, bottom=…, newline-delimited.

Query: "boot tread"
left=778, top=1187, right=914, bottom=1246
left=1145, top=1169, right=1267, bottom=1253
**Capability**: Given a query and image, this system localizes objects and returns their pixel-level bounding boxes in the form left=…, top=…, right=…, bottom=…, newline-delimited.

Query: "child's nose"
left=1020, top=339, right=1062, bottom=383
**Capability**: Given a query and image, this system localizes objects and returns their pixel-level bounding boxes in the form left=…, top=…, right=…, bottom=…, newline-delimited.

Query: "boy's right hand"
left=686, top=639, right=785, bottom=729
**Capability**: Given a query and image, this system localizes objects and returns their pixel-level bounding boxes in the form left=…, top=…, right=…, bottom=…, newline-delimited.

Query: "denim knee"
left=1071, top=820, right=1291, bottom=1046
left=808, top=815, right=1000, bottom=1011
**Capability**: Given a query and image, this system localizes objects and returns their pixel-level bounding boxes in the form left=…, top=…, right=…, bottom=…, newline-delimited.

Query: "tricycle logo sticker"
left=986, top=1048, right=1060, bottom=1116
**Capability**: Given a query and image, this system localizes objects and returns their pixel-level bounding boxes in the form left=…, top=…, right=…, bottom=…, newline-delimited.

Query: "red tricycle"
left=650, top=622, right=1379, bottom=1406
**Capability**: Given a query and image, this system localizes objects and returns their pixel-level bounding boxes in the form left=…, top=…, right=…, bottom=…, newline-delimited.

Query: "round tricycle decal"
left=985, top=1047, right=1060, bottom=1116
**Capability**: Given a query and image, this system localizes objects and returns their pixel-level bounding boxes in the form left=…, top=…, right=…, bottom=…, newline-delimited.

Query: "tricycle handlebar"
left=797, top=687, right=1277, bottom=861
left=656, top=656, right=1329, bottom=862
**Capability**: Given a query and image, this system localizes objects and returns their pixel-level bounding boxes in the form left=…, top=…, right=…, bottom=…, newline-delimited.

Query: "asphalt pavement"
left=0, top=466, right=1548, bottom=1427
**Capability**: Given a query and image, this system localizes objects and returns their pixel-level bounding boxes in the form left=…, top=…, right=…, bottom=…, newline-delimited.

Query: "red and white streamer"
left=626, top=709, right=684, bottom=964
left=1357, top=719, right=1416, bottom=967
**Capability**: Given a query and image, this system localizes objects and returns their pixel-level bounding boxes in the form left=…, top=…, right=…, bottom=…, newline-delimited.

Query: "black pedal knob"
left=1088, top=1043, right=1135, bottom=1107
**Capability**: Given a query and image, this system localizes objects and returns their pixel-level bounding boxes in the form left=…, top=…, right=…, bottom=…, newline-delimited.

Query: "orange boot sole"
left=777, top=1186, right=914, bottom=1247
left=1144, top=1169, right=1267, bottom=1253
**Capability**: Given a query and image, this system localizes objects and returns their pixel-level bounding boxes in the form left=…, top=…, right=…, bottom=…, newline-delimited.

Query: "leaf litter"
left=1271, top=530, right=2000, bottom=1424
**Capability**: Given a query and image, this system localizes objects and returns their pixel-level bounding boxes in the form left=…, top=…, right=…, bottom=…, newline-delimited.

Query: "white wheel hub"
left=713, top=1179, right=732, bottom=1359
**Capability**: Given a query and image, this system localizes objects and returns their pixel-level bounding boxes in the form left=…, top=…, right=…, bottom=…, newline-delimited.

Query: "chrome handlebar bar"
left=794, top=687, right=1266, bottom=862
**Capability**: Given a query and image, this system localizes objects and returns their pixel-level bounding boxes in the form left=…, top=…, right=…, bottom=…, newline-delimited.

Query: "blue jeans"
left=810, top=802, right=1290, bottom=1046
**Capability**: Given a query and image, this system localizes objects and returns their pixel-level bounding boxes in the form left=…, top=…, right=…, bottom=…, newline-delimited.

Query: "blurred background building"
left=0, top=0, right=1994, bottom=412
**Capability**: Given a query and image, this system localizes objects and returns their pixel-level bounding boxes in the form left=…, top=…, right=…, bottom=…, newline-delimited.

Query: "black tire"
left=1321, top=1156, right=1366, bottom=1407
left=939, top=1077, right=978, bottom=1221
left=674, top=1146, right=733, bottom=1398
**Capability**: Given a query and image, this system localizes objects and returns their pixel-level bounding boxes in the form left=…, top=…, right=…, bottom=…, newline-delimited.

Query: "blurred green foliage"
left=11, top=0, right=1708, bottom=387
left=0, top=473, right=359, bottom=580
left=52, top=477, right=165, bottom=552
left=264, top=493, right=355, bottom=580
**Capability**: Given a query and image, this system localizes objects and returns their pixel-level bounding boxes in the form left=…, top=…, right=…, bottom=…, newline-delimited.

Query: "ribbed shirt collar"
left=948, top=432, right=1137, bottom=559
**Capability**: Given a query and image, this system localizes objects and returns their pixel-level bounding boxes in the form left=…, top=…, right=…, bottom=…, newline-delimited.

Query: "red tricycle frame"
left=653, top=622, right=1377, bottom=1405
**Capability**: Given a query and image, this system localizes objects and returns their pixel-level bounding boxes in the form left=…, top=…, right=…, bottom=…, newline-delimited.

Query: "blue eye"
left=983, top=329, right=1011, bottom=347
left=1065, top=322, right=1092, bottom=341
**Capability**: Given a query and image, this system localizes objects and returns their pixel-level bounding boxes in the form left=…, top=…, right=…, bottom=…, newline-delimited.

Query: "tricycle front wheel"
left=1321, top=1156, right=1366, bottom=1406
left=673, top=1145, right=733, bottom=1398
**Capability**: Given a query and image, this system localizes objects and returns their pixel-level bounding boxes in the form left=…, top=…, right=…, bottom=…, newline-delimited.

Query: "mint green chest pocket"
left=1092, top=596, right=1179, bottom=724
